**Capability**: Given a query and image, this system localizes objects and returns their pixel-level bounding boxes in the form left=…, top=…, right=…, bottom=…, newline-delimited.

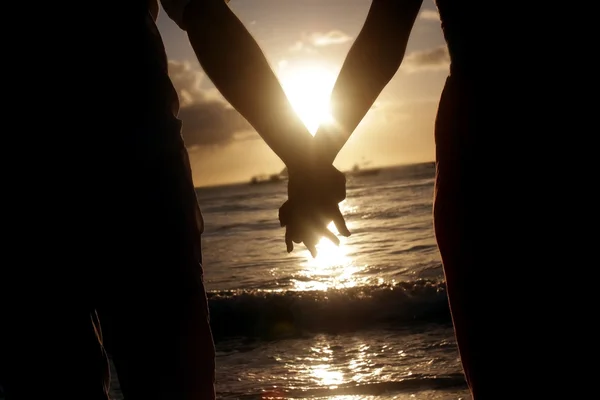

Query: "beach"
left=109, top=162, right=471, bottom=400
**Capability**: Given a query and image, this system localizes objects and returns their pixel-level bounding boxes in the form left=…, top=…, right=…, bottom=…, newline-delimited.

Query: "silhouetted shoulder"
left=435, top=0, right=480, bottom=74
left=160, top=0, right=230, bottom=29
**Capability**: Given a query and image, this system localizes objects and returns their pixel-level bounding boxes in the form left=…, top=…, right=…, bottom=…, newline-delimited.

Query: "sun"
left=279, top=63, right=337, bottom=135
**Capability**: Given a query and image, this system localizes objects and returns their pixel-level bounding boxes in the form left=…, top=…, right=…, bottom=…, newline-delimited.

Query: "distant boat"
left=249, top=167, right=288, bottom=185
left=346, top=163, right=381, bottom=177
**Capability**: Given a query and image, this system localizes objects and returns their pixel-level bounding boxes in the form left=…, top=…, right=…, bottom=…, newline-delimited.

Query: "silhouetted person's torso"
left=117, top=0, right=183, bottom=156
left=5, top=1, right=188, bottom=263
left=436, top=0, right=480, bottom=80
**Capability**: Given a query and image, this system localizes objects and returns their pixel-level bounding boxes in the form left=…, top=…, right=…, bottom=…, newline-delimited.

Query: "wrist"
left=286, top=147, right=329, bottom=179
left=313, top=125, right=346, bottom=165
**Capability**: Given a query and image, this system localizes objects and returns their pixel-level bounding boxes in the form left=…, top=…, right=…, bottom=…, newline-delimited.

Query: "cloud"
left=311, top=30, right=353, bottom=46
left=168, top=60, right=254, bottom=148
left=419, top=9, right=440, bottom=21
left=381, top=99, right=439, bottom=120
left=289, top=30, right=352, bottom=52
left=168, top=60, right=207, bottom=107
left=402, top=46, right=449, bottom=73
left=177, top=102, right=254, bottom=147
left=364, top=99, right=437, bottom=126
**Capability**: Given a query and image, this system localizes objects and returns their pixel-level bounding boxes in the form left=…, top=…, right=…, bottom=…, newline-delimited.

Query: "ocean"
left=109, top=162, right=472, bottom=400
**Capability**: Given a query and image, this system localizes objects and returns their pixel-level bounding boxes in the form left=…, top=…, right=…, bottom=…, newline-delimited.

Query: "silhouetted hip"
left=433, top=73, right=496, bottom=399
left=1, top=147, right=215, bottom=400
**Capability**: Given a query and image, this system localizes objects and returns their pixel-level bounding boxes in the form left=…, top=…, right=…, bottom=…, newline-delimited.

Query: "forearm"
left=183, top=1, right=314, bottom=171
left=315, top=0, right=423, bottom=164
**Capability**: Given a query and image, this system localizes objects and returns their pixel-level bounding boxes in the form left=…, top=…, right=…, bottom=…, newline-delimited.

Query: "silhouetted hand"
left=278, top=164, right=351, bottom=257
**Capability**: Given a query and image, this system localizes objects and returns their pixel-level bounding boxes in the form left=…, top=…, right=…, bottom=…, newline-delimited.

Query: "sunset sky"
left=156, top=0, right=449, bottom=187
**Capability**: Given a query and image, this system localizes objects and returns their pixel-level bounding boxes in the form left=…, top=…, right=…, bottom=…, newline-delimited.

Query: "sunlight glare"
left=292, top=221, right=370, bottom=291
left=279, top=63, right=337, bottom=135
left=311, top=365, right=344, bottom=388
left=309, top=221, right=350, bottom=271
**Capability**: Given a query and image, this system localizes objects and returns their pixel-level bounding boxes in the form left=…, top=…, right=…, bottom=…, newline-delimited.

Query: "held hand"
left=278, top=164, right=351, bottom=257
left=279, top=199, right=349, bottom=257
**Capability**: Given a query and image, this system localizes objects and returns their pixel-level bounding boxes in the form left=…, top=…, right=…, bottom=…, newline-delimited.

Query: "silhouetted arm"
left=314, top=0, right=424, bottom=164
left=178, top=0, right=314, bottom=171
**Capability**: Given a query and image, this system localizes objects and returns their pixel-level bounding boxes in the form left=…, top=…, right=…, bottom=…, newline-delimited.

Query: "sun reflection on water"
left=292, top=220, right=368, bottom=291
left=281, top=337, right=386, bottom=394
left=311, top=365, right=345, bottom=388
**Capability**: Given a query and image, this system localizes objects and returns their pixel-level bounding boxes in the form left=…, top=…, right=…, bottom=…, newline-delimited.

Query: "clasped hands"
left=278, top=161, right=351, bottom=257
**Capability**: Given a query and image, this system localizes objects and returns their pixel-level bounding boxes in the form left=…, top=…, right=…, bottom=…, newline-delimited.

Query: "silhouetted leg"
left=98, top=148, right=215, bottom=400
left=433, top=75, right=491, bottom=399
left=1, top=309, right=110, bottom=400
left=91, top=310, right=112, bottom=397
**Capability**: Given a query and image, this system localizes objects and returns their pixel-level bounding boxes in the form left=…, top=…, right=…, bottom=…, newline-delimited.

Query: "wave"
left=208, top=279, right=450, bottom=341
left=201, top=203, right=270, bottom=213
left=223, top=373, right=467, bottom=399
